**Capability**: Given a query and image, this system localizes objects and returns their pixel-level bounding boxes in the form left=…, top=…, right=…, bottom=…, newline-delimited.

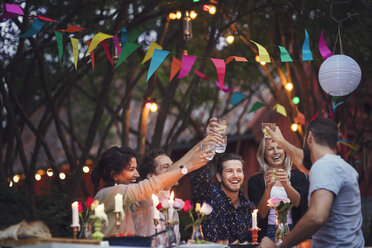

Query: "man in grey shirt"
left=267, top=118, right=364, bottom=248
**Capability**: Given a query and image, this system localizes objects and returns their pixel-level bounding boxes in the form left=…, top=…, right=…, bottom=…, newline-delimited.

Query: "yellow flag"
left=250, top=40, right=271, bottom=63
left=85, top=32, right=114, bottom=55
left=273, top=104, right=287, bottom=117
left=141, top=42, right=162, bottom=64
left=71, top=37, right=79, bottom=70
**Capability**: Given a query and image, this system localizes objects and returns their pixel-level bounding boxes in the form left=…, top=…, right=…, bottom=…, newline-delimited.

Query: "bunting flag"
left=115, top=42, right=141, bottom=68
left=249, top=101, right=266, bottom=113
left=231, top=92, right=247, bottom=106
left=210, top=58, right=226, bottom=89
left=278, top=46, right=293, bottom=62
left=273, top=104, right=287, bottom=116
left=70, top=37, right=79, bottom=70
left=86, top=32, right=114, bottom=55
left=4, top=3, right=24, bottom=15
left=250, top=40, right=271, bottom=63
left=112, top=35, right=122, bottom=55
left=302, top=29, right=313, bottom=61
left=146, top=49, right=169, bottom=82
left=56, top=25, right=85, bottom=33
left=169, top=57, right=182, bottom=82
left=120, top=27, right=128, bottom=46
left=225, top=56, right=248, bottom=64
left=55, top=31, right=63, bottom=61
left=337, top=140, right=359, bottom=151
left=332, top=101, right=345, bottom=112
left=86, top=41, right=95, bottom=70
left=215, top=81, right=234, bottom=92
left=310, top=111, right=319, bottom=122
left=294, top=106, right=305, bottom=125
left=194, top=70, right=209, bottom=80
left=319, top=30, right=332, bottom=59
left=100, top=40, right=114, bottom=66
left=141, top=42, right=162, bottom=64
left=127, top=28, right=142, bottom=43
left=177, top=55, right=197, bottom=79
left=28, top=15, right=56, bottom=22
left=20, top=19, right=44, bottom=38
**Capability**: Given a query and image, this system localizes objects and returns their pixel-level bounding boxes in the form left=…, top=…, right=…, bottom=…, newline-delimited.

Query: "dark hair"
left=306, top=118, right=338, bottom=151
left=138, top=149, right=166, bottom=181
left=91, top=146, right=137, bottom=193
left=216, top=153, right=245, bottom=175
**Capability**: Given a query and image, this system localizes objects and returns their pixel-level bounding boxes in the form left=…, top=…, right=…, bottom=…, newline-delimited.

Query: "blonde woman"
left=248, top=137, right=308, bottom=247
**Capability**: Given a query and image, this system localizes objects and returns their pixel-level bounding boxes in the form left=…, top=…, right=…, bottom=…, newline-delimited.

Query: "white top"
left=268, top=186, right=293, bottom=225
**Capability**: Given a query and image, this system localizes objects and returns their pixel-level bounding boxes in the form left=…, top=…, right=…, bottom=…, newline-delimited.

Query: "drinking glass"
left=216, top=117, right=227, bottom=135
left=215, top=135, right=227, bottom=153
left=268, top=168, right=278, bottom=182
left=262, top=123, right=276, bottom=138
left=200, top=143, right=216, bottom=161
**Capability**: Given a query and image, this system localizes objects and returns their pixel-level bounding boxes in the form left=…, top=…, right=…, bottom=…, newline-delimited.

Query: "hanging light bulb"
left=190, top=10, right=197, bottom=20
left=13, top=175, right=20, bottom=183
left=35, top=174, right=42, bottom=181
left=285, top=82, right=294, bottom=91
left=47, top=168, right=54, bottom=177
left=145, top=102, right=152, bottom=109
left=291, top=123, right=299, bottom=132
left=83, top=166, right=90, bottom=173
left=183, top=11, right=192, bottom=40
left=292, top=96, right=300, bottom=105
left=226, top=35, right=234, bottom=44
left=209, top=5, right=216, bottom=15
left=59, top=172, right=66, bottom=180
left=176, top=11, right=182, bottom=19
left=169, top=13, right=177, bottom=20
left=150, top=102, right=158, bottom=112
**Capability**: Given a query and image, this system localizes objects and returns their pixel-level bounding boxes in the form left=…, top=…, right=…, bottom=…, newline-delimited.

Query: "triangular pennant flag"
left=194, top=70, right=209, bottom=80
left=302, top=29, right=313, bottom=61
left=310, top=111, right=319, bottom=122
left=55, top=31, right=63, bottom=61
left=225, top=56, right=248, bottom=64
left=278, top=46, right=293, bottom=62
left=177, top=55, right=197, bottom=79
left=250, top=40, right=271, bottom=63
left=169, top=57, right=182, bottom=82
left=70, top=37, right=79, bottom=70
left=20, top=19, right=44, bottom=38
left=86, top=41, right=95, bottom=70
left=294, top=106, right=306, bottom=125
left=112, top=35, right=122, bottom=55
left=249, top=101, right=266, bottom=113
left=332, top=101, right=345, bottom=112
left=120, top=27, right=128, bottom=46
left=28, top=15, right=56, bottom=22
left=141, top=42, right=162, bottom=64
left=215, top=81, right=234, bottom=92
left=273, top=104, right=287, bottom=116
left=147, top=49, right=169, bottom=82
left=100, top=40, right=114, bottom=66
left=319, top=30, right=332, bottom=59
left=56, top=25, right=85, bottom=33
left=127, top=28, right=142, bottom=43
left=115, top=42, right=142, bottom=69
left=4, top=3, right=24, bottom=15
left=86, top=32, right=114, bottom=55
left=210, top=58, right=226, bottom=89
left=230, top=92, right=247, bottom=106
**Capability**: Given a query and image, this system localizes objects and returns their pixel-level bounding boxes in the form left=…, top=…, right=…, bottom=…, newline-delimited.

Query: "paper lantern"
left=318, top=55, right=361, bottom=96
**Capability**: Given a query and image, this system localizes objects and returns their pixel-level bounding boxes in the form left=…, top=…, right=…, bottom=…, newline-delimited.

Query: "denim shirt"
left=190, top=166, right=255, bottom=243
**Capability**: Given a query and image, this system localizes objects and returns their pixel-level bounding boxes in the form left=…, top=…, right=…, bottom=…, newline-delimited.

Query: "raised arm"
left=265, top=126, right=309, bottom=174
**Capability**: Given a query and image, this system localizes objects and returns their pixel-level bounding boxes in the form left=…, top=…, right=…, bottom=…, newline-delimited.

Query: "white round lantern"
left=318, top=55, right=361, bottom=96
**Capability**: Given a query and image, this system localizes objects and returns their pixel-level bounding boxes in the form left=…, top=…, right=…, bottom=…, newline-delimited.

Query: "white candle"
left=71, top=201, right=80, bottom=227
left=152, top=194, right=160, bottom=220
left=168, top=191, right=175, bottom=222
left=114, top=193, right=123, bottom=212
left=252, top=209, right=258, bottom=229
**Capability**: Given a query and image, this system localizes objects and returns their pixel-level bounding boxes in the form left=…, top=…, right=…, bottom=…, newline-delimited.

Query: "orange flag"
left=169, top=56, right=181, bottom=82
left=294, top=106, right=305, bottom=125
left=225, top=56, right=248, bottom=64
left=56, top=25, right=85, bottom=32
left=86, top=41, right=95, bottom=70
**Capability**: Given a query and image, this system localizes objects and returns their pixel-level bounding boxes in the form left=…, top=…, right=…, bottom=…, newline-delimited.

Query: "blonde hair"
left=256, top=138, right=292, bottom=179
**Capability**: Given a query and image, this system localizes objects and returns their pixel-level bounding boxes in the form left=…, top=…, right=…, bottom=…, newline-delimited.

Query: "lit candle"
left=168, top=191, right=174, bottom=222
left=152, top=194, right=160, bottom=220
left=71, top=201, right=80, bottom=227
left=114, top=193, right=123, bottom=212
left=252, top=209, right=258, bottom=229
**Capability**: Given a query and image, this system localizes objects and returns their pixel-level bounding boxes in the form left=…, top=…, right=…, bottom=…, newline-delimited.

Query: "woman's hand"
left=276, top=168, right=289, bottom=186
left=265, top=126, right=285, bottom=147
left=265, top=171, right=275, bottom=189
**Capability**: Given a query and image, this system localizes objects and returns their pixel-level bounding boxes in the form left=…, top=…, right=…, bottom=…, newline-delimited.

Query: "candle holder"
left=249, top=227, right=261, bottom=245
left=115, top=211, right=121, bottom=235
left=73, top=226, right=79, bottom=239
left=91, top=216, right=104, bottom=241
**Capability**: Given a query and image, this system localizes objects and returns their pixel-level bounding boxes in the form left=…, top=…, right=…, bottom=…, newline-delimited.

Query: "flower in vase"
left=173, top=198, right=185, bottom=209
left=183, top=200, right=192, bottom=212
left=267, top=197, right=293, bottom=224
left=78, top=197, right=95, bottom=224
left=185, top=202, right=213, bottom=226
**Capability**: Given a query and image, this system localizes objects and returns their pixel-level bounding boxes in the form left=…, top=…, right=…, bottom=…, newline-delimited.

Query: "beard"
left=303, top=142, right=313, bottom=170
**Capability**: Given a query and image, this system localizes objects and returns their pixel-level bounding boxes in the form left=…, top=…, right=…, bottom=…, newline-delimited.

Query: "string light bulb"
left=291, top=123, right=299, bottom=132
left=176, top=11, right=182, bottom=19
left=35, top=174, right=41, bottom=181
left=285, top=82, right=294, bottom=91
left=169, top=13, right=177, bottom=20
left=59, top=172, right=66, bottom=180
left=83, top=166, right=90, bottom=173
left=190, top=10, right=197, bottom=19
left=209, top=5, right=216, bottom=15
left=150, top=102, right=158, bottom=112
left=292, top=97, right=300, bottom=105
left=226, top=35, right=234, bottom=44
left=47, top=168, right=53, bottom=177
left=13, top=175, right=20, bottom=183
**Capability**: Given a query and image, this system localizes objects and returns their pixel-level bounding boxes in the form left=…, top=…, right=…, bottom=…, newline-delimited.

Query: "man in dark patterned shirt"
left=190, top=153, right=255, bottom=243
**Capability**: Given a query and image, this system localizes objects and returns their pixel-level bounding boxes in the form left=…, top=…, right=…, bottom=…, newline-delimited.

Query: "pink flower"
left=85, top=197, right=95, bottom=207
left=173, top=198, right=185, bottom=209
left=160, top=196, right=170, bottom=209
left=183, top=200, right=192, bottom=212
left=156, top=202, right=163, bottom=211
left=267, top=197, right=289, bottom=208
left=77, top=201, right=83, bottom=212
left=200, top=202, right=213, bottom=215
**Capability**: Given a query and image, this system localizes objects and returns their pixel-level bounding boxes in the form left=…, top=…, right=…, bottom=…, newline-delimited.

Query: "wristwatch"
left=180, top=165, right=188, bottom=175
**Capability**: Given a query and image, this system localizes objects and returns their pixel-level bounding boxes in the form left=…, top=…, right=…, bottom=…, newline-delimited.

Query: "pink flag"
left=28, top=15, right=56, bottom=22
left=210, top=58, right=226, bottom=89
left=4, top=3, right=24, bottom=15
left=101, top=40, right=114, bottom=66
left=112, top=35, right=122, bottom=55
left=177, top=55, right=197, bottom=79
left=215, top=81, right=234, bottom=92
left=194, top=70, right=209, bottom=80
left=319, top=31, right=332, bottom=59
